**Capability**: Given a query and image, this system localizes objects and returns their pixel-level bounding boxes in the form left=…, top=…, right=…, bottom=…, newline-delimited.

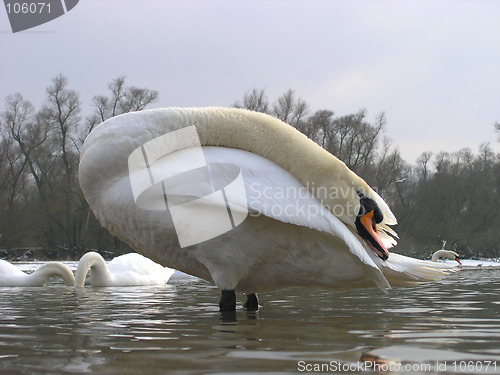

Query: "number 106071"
left=5, top=2, right=51, bottom=14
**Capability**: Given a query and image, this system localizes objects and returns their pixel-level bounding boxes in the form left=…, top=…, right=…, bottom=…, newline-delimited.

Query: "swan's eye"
left=373, top=207, right=384, bottom=224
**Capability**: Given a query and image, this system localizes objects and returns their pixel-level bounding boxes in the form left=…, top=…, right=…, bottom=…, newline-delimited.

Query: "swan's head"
left=446, top=250, right=462, bottom=265
left=354, top=192, right=389, bottom=261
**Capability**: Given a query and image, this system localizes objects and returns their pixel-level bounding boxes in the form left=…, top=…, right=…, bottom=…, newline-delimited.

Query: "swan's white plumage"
left=0, top=260, right=75, bottom=287
left=75, top=252, right=175, bottom=287
left=79, top=107, right=454, bottom=294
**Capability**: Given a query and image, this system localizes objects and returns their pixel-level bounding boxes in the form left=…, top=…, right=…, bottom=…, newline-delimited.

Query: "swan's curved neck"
left=29, top=262, right=75, bottom=286
left=75, top=253, right=112, bottom=287
left=193, top=109, right=368, bottom=224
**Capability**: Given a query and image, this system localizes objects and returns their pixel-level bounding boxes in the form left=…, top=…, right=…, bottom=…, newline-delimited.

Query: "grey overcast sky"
left=1, top=0, right=499, bottom=163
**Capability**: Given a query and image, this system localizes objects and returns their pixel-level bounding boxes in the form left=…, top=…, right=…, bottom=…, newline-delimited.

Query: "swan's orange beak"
left=455, top=255, right=462, bottom=265
left=357, top=210, right=389, bottom=261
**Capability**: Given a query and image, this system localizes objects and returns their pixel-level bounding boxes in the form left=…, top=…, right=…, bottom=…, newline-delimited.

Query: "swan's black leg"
left=219, top=290, right=236, bottom=311
left=243, top=293, right=259, bottom=311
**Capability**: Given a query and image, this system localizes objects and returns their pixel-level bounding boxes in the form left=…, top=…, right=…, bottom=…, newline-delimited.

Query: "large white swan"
left=79, top=107, right=455, bottom=310
left=0, top=260, right=75, bottom=287
left=75, top=252, right=175, bottom=287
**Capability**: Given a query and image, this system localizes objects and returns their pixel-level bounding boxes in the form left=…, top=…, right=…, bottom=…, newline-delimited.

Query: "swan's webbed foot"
left=243, top=293, right=259, bottom=311
left=219, top=290, right=236, bottom=311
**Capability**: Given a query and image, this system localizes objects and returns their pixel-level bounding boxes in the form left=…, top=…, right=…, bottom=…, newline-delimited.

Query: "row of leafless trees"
left=0, top=75, right=158, bottom=257
left=396, top=144, right=500, bottom=258
left=1, top=79, right=499, bottom=259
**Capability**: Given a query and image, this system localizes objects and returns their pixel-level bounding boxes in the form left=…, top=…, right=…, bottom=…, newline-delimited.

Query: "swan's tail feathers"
left=381, top=253, right=459, bottom=287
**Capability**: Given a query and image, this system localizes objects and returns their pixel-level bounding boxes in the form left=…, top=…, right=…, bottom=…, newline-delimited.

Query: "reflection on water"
left=0, top=268, right=499, bottom=374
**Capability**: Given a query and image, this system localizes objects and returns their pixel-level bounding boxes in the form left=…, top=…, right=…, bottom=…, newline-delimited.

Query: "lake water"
left=0, top=263, right=499, bottom=374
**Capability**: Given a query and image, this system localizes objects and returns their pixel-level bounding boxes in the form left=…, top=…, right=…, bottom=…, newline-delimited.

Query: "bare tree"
left=273, top=89, right=308, bottom=128
left=0, top=135, right=26, bottom=248
left=478, top=142, right=495, bottom=169
left=323, top=109, right=385, bottom=174
left=232, top=88, right=269, bottom=113
left=38, top=75, right=81, bottom=178
left=36, top=75, right=85, bottom=248
left=1, top=93, right=50, bottom=201
left=416, top=152, right=433, bottom=182
left=0, top=135, right=28, bottom=212
left=86, top=76, right=159, bottom=134
left=301, top=109, right=334, bottom=144
left=373, top=138, right=407, bottom=194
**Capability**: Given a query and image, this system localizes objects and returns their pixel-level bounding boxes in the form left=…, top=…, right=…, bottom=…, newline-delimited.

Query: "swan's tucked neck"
left=75, top=252, right=112, bottom=287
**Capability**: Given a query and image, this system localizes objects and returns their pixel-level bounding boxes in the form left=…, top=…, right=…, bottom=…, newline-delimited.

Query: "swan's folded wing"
left=376, top=252, right=459, bottom=286
left=202, top=147, right=391, bottom=291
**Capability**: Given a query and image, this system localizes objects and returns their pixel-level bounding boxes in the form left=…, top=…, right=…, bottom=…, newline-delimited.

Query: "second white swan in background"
left=0, top=260, right=75, bottom=287
left=75, top=252, right=175, bottom=287
left=431, top=250, right=461, bottom=265
left=432, top=249, right=500, bottom=268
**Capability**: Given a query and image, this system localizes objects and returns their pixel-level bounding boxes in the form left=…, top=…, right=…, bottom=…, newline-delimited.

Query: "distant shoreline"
left=0, top=247, right=127, bottom=262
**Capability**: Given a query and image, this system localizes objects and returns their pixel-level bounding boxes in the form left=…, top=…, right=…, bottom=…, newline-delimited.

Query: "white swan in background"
left=432, top=249, right=500, bottom=268
left=432, top=250, right=462, bottom=265
left=0, top=260, right=75, bottom=287
left=75, top=252, right=175, bottom=287
left=79, top=107, right=455, bottom=310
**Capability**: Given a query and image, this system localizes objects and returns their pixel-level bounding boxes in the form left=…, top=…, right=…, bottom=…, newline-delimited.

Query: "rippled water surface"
left=1, top=265, right=500, bottom=374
